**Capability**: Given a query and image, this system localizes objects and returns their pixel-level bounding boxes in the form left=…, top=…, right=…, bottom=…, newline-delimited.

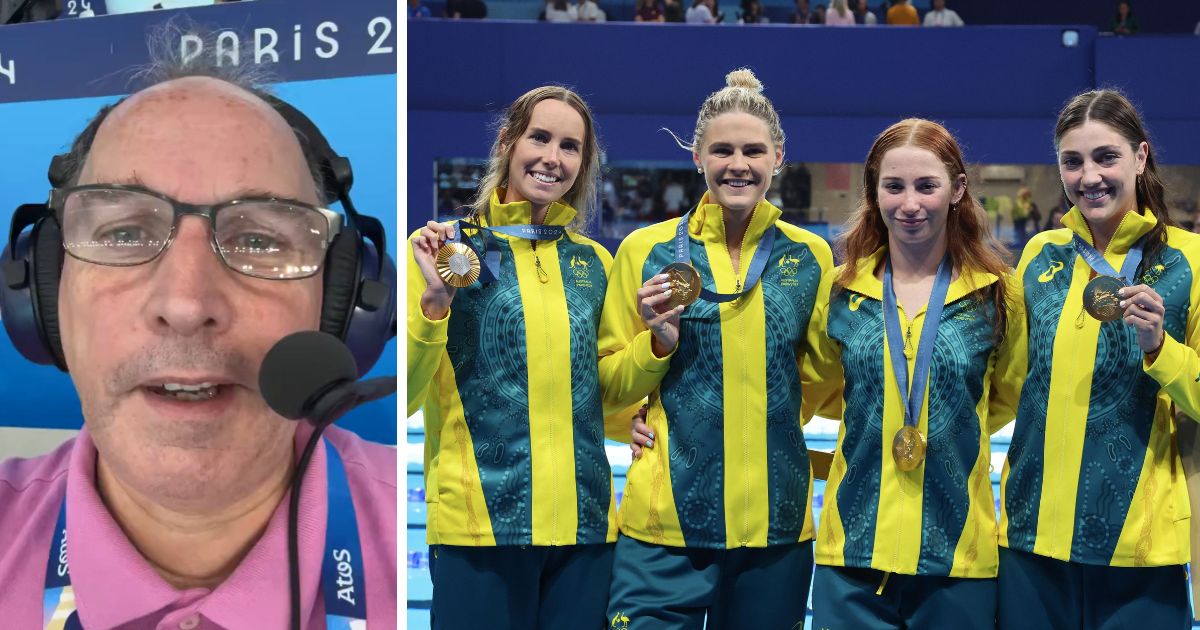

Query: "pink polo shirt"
left=0, top=424, right=397, bottom=629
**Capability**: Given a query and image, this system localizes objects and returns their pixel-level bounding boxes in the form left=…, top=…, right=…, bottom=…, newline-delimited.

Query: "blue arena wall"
left=0, top=0, right=398, bottom=444
left=408, top=20, right=1200, bottom=232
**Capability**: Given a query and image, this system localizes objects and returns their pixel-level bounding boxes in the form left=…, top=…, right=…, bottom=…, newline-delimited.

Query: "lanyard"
left=882, top=253, right=953, bottom=429
left=673, top=207, right=776, bottom=303
left=43, top=440, right=368, bottom=629
left=1071, top=233, right=1146, bottom=286
left=450, top=220, right=565, bottom=285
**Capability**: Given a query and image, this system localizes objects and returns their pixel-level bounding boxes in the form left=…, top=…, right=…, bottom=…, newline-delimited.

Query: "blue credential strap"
left=43, top=439, right=369, bottom=628
left=1072, top=233, right=1146, bottom=286
left=455, top=220, right=565, bottom=285
left=882, top=253, right=953, bottom=429
left=672, top=208, right=777, bottom=303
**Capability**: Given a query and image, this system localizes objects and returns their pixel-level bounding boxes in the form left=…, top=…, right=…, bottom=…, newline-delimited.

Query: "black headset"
left=0, top=94, right=398, bottom=376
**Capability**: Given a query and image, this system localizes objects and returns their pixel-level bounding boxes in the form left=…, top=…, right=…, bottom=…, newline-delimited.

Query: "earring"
left=697, top=167, right=703, bottom=174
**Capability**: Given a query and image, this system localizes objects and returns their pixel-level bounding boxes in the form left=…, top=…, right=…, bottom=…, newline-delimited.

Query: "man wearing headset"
left=0, top=49, right=398, bottom=626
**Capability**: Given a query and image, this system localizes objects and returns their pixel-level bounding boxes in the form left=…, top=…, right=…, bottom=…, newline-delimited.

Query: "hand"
left=630, top=405, right=654, bottom=459
left=412, top=221, right=459, bottom=320
left=637, top=274, right=684, bottom=357
left=1119, top=284, right=1166, bottom=355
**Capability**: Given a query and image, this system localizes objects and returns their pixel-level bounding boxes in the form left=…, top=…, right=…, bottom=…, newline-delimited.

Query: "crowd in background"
left=408, top=0, right=1174, bottom=35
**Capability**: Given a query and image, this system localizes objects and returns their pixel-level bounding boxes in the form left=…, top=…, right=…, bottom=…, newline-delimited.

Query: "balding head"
left=78, top=76, right=319, bottom=206
left=57, top=74, right=326, bottom=515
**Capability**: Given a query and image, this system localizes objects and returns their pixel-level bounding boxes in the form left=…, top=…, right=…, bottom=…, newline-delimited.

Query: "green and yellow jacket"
left=407, top=190, right=625, bottom=547
left=597, top=194, right=835, bottom=549
left=810, top=250, right=1026, bottom=578
left=1001, top=207, right=1200, bottom=567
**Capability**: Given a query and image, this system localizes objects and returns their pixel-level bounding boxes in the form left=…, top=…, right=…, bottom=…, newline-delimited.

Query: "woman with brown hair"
left=997, top=89, right=1200, bottom=630
left=407, top=85, right=624, bottom=628
left=806, top=118, right=1025, bottom=628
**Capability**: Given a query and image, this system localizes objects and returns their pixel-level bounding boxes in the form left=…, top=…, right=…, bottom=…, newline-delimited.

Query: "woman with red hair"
left=806, top=118, right=1026, bottom=628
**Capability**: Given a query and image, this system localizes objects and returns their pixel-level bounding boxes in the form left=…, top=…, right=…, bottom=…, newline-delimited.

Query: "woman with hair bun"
left=597, top=68, right=835, bottom=628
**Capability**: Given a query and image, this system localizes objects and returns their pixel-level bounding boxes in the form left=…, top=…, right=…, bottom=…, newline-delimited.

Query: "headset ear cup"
left=32, top=219, right=66, bottom=370
left=320, top=229, right=362, bottom=342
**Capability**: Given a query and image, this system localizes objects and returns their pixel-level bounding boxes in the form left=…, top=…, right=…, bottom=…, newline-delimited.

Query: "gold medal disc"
left=892, top=425, right=927, bottom=472
left=660, top=262, right=702, bottom=310
left=1083, top=275, right=1125, bottom=321
left=436, top=242, right=481, bottom=288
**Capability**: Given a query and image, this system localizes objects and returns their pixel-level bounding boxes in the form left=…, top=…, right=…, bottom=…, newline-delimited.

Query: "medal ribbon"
left=673, top=207, right=776, bottom=303
left=882, top=252, right=953, bottom=430
left=1071, top=233, right=1146, bottom=286
left=452, top=220, right=565, bottom=285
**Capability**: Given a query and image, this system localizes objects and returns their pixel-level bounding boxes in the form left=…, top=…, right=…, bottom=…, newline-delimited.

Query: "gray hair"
left=56, top=19, right=328, bottom=203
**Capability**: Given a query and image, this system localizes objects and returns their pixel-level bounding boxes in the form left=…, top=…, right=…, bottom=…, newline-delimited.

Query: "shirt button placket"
left=178, top=613, right=201, bottom=630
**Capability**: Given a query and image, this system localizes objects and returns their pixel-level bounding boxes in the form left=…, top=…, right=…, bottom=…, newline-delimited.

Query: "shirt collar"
left=1061, top=205, right=1157, bottom=254
left=684, top=191, right=782, bottom=247
left=483, top=188, right=576, bottom=229
left=69, top=423, right=328, bottom=629
left=841, top=246, right=1000, bottom=309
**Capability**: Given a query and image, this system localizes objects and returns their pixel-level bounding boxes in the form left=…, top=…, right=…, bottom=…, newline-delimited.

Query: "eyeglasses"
left=51, top=184, right=343, bottom=280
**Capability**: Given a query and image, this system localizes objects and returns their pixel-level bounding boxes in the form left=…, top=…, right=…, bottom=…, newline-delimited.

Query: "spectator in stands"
left=1111, top=1, right=1138, bottom=35
left=635, top=0, right=665, bottom=21
left=576, top=0, right=607, bottom=22
left=687, top=0, right=717, bottom=24
left=813, top=3, right=826, bottom=23
left=825, top=0, right=855, bottom=25
left=739, top=0, right=767, bottom=23
left=1042, top=194, right=1069, bottom=231
left=853, top=0, right=877, bottom=24
left=664, top=0, right=685, bottom=20
left=409, top=0, right=433, bottom=18
left=922, top=0, right=963, bottom=26
left=1012, top=187, right=1039, bottom=246
left=544, top=0, right=578, bottom=22
left=447, top=0, right=488, bottom=18
left=886, top=0, right=918, bottom=25
left=793, top=0, right=817, bottom=23
left=661, top=175, right=686, bottom=218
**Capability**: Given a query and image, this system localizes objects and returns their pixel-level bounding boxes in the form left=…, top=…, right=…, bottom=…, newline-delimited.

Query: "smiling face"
left=693, top=111, right=783, bottom=215
left=502, top=99, right=586, bottom=214
left=1057, top=119, right=1147, bottom=234
left=876, top=144, right=965, bottom=252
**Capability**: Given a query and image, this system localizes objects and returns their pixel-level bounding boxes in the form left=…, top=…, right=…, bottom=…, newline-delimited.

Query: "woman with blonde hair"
left=825, top=0, right=856, bottom=25
left=407, top=85, right=626, bottom=628
left=598, top=68, right=835, bottom=628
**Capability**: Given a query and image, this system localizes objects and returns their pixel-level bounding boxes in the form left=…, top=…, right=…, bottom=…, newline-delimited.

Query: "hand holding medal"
left=1073, top=233, right=1166, bottom=353
left=638, top=272, right=686, bottom=357
left=411, top=220, right=465, bottom=320
left=1117, top=283, right=1167, bottom=354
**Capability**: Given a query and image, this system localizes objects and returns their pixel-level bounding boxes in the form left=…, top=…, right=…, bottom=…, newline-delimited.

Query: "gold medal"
left=1083, top=275, right=1125, bottom=321
left=436, top=242, right=481, bottom=288
left=892, top=425, right=927, bottom=471
left=660, top=262, right=702, bottom=310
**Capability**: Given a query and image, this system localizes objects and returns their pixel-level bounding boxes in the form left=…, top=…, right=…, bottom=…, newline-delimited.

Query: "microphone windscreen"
left=259, top=331, right=359, bottom=420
